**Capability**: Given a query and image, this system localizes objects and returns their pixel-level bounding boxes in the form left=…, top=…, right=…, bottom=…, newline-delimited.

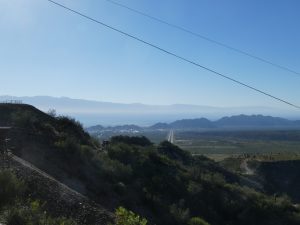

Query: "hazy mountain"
left=215, top=115, right=296, bottom=127
left=1, top=96, right=298, bottom=126
left=149, top=123, right=170, bottom=130
left=170, top=118, right=215, bottom=129
left=87, top=115, right=300, bottom=133
left=146, top=118, right=216, bottom=130
left=85, top=125, right=105, bottom=133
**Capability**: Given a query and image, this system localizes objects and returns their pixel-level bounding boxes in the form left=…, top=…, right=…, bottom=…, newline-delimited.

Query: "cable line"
left=105, top=0, right=300, bottom=77
left=46, top=0, right=300, bottom=109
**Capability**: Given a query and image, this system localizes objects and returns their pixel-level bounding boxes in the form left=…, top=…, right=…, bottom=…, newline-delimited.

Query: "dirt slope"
left=1, top=154, right=114, bottom=225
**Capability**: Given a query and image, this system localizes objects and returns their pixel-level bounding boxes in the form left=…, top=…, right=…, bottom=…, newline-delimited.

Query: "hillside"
left=257, top=160, right=300, bottom=202
left=221, top=155, right=300, bottom=203
left=0, top=103, right=55, bottom=126
left=0, top=154, right=113, bottom=224
left=1, top=103, right=300, bottom=225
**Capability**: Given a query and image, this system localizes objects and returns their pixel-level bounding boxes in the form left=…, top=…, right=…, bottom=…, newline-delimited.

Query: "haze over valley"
left=1, top=96, right=299, bottom=126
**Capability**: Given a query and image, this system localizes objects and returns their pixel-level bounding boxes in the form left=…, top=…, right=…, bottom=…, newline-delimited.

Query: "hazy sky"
left=1, top=0, right=299, bottom=109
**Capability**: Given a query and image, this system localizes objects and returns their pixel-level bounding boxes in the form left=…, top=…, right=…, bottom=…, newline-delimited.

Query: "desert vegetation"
left=1, top=104, right=300, bottom=225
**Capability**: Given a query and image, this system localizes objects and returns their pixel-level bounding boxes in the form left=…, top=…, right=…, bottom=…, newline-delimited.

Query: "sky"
left=0, top=0, right=300, bottom=110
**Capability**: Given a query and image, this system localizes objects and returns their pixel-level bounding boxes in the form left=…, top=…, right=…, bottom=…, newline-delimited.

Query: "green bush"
left=158, top=141, right=191, bottom=164
left=5, top=200, right=76, bottom=225
left=0, top=171, right=24, bottom=208
left=56, top=116, right=89, bottom=142
left=6, top=209, right=26, bottom=225
left=169, top=200, right=190, bottom=224
left=11, top=111, right=37, bottom=128
left=115, top=207, right=147, bottom=225
left=111, top=136, right=152, bottom=147
left=188, top=217, right=211, bottom=225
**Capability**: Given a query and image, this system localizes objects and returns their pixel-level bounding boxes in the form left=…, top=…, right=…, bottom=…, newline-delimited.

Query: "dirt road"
left=240, top=159, right=255, bottom=175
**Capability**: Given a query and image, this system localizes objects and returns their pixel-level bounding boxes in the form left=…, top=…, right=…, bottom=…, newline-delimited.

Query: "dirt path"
left=238, top=159, right=264, bottom=191
left=10, top=153, right=88, bottom=200
left=240, top=159, right=255, bottom=175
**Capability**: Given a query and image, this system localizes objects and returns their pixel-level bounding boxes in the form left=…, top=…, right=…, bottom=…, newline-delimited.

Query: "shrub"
left=115, top=207, right=147, bottom=225
left=0, top=171, right=24, bottom=208
left=5, top=201, right=76, bottom=225
left=169, top=200, right=190, bottom=224
left=6, top=208, right=26, bottom=225
left=158, top=141, right=191, bottom=164
left=47, top=109, right=57, bottom=118
left=188, top=217, right=211, bottom=225
left=10, top=111, right=37, bottom=128
left=56, top=116, right=89, bottom=141
left=111, top=136, right=152, bottom=147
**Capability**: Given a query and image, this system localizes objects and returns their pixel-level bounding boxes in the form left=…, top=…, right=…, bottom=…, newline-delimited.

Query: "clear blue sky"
left=0, top=0, right=299, bottom=109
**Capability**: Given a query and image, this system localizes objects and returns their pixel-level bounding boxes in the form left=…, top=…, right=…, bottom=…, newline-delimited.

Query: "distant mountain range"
left=150, top=118, right=215, bottom=130
left=215, top=115, right=300, bottom=127
left=1, top=95, right=299, bottom=126
left=87, top=115, right=300, bottom=133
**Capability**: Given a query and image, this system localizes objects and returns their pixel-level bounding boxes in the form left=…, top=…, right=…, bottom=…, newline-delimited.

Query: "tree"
left=47, top=109, right=57, bottom=118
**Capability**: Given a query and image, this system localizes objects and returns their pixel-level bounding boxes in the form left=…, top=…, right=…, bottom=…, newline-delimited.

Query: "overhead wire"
left=105, top=0, right=300, bottom=77
left=46, top=0, right=300, bottom=109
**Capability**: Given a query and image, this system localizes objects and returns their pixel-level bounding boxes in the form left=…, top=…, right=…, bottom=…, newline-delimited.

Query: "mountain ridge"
left=87, top=114, right=300, bottom=132
left=1, top=95, right=298, bottom=126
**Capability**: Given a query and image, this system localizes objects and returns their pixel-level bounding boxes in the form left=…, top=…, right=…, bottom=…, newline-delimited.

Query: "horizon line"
left=0, top=95, right=286, bottom=109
